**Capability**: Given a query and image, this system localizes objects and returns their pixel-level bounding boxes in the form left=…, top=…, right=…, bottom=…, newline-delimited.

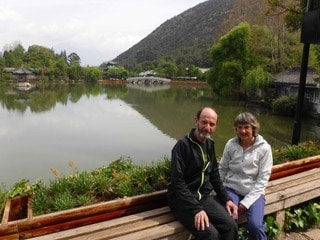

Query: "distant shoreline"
left=97, top=79, right=209, bottom=86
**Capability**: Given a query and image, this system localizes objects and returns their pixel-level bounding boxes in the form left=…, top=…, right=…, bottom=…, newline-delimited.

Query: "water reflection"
left=126, top=83, right=170, bottom=92
left=0, top=82, right=318, bottom=188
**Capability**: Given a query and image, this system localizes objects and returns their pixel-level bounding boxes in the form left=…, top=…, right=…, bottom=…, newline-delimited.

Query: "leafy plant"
left=8, top=179, right=34, bottom=198
left=31, top=157, right=170, bottom=215
left=284, top=201, right=320, bottom=232
left=238, top=225, right=249, bottom=240
left=265, top=215, right=281, bottom=239
left=273, top=141, right=320, bottom=164
left=238, top=215, right=280, bottom=239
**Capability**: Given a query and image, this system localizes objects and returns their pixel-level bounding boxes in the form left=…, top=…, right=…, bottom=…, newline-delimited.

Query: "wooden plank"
left=264, top=182, right=320, bottom=215
left=266, top=178, right=320, bottom=204
left=266, top=168, right=320, bottom=194
left=269, top=162, right=320, bottom=180
left=69, top=214, right=176, bottom=240
left=110, top=221, right=186, bottom=240
left=283, top=185, right=320, bottom=209
left=18, top=190, right=167, bottom=232
left=0, top=233, right=20, bottom=240
left=271, top=155, right=320, bottom=174
left=27, top=207, right=171, bottom=240
left=0, top=200, right=19, bottom=236
left=158, top=229, right=191, bottom=240
left=266, top=168, right=320, bottom=193
left=1, top=200, right=11, bottom=224
left=265, top=200, right=285, bottom=215
left=20, top=203, right=161, bottom=239
left=275, top=210, right=285, bottom=231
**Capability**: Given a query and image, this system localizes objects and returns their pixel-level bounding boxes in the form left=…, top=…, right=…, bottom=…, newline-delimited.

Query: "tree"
left=68, top=61, right=83, bottom=80
left=67, top=52, right=81, bottom=66
left=50, top=57, right=69, bottom=80
left=242, top=66, right=274, bottom=99
left=24, top=45, right=55, bottom=70
left=208, top=22, right=251, bottom=97
left=84, top=66, right=103, bottom=82
left=3, top=51, right=19, bottom=67
left=157, top=60, right=178, bottom=78
left=267, top=0, right=320, bottom=32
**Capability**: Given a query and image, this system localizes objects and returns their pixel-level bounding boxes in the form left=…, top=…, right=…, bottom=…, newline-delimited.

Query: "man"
left=167, top=107, right=238, bottom=240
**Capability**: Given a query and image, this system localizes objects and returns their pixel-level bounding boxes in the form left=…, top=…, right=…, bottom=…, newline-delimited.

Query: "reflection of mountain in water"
left=122, top=84, right=215, bottom=141
left=1, top=83, right=316, bottom=155
left=126, top=83, right=170, bottom=92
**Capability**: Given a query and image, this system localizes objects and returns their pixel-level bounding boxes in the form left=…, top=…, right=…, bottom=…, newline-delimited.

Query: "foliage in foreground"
left=31, top=157, right=171, bottom=215
left=284, top=201, right=320, bottom=232
left=272, top=141, right=320, bottom=165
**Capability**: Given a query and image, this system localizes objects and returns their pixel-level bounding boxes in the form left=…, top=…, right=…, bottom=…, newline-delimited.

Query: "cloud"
left=0, top=0, right=206, bottom=65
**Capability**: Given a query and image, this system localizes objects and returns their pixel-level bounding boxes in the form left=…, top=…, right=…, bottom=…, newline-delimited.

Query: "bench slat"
left=266, top=178, right=320, bottom=204
left=69, top=214, right=176, bottom=240
left=28, top=207, right=171, bottom=240
left=110, top=221, right=187, bottom=240
left=266, top=168, right=320, bottom=195
left=266, top=168, right=320, bottom=194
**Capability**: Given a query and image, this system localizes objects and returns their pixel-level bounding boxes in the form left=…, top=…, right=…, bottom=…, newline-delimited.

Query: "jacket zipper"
left=189, top=137, right=210, bottom=200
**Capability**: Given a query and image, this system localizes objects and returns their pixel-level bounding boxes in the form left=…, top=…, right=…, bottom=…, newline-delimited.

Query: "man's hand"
left=194, top=210, right=209, bottom=231
left=226, top=200, right=238, bottom=219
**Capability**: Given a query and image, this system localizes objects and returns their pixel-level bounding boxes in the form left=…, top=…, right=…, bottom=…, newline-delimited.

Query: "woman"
left=219, top=112, right=273, bottom=240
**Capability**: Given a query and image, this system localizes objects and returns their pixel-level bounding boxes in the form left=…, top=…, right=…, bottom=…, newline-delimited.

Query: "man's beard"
left=197, top=125, right=211, bottom=139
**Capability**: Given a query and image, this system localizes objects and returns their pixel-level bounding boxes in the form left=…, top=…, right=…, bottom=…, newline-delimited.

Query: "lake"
left=1, top=81, right=319, bottom=188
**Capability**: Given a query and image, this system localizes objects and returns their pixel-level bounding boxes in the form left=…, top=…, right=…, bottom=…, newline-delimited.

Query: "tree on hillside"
left=208, top=22, right=278, bottom=99
left=267, top=0, right=320, bottom=32
left=208, top=22, right=251, bottom=97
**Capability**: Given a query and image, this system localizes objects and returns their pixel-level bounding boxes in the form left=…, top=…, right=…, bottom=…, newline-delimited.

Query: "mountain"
left=113, top=0, right=267, bottom=70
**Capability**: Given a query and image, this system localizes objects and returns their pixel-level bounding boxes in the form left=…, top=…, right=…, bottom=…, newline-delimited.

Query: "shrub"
left=271, top=95, right=312, bottom=117
left=31, top=157, right=170, bottom=215
left=271, top=96, right=297, bottom=116
left=272, top=141, right=320, bottom=165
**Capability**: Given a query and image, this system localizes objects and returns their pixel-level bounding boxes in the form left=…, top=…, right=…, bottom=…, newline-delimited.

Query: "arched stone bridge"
left=126, top=76, right=171, bottom=84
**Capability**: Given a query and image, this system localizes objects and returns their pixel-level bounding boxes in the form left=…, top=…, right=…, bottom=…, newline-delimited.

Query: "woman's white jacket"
left=219, top=135, right=273, bottom=209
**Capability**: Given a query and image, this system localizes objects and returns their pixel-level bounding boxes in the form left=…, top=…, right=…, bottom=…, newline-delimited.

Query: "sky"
left=0, top=0, right=207, bottom=66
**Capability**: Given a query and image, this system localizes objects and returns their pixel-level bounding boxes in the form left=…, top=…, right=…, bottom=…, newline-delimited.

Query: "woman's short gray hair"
left=234, top=112, right=260, bottom=136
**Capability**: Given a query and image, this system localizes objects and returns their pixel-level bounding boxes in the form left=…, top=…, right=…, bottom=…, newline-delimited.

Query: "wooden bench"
left=27, top=167, right=320, bottom=240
